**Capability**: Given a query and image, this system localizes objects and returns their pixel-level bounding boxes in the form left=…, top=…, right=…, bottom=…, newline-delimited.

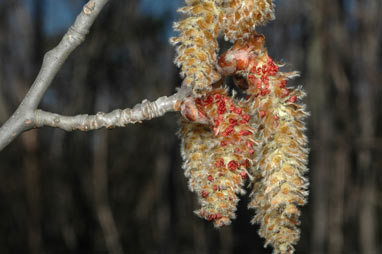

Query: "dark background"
left=0, top=0, right=381, bottom=253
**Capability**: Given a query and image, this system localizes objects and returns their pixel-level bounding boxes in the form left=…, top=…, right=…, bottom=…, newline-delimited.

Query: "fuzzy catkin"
left=170, top=0, right=224, bottom=94
left=217, top=34, right=309, bottom=254
left=248, top=83, right=309, bottom=254
left=179, top=88, right=258, bottom=227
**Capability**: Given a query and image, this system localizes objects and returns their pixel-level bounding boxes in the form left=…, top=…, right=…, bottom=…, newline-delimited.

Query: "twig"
left=33, top=90, right=188, bottom=132
left=0, top=0, right=109, bottom=150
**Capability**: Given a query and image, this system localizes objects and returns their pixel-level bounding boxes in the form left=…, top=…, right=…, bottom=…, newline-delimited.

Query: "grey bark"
left=0, top=0, right=109, bottom=150
left=0, top=0, right=188, bottom=151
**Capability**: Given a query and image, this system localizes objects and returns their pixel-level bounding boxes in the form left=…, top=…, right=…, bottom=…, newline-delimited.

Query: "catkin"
left=175, top=1, right=309, bottom=253
left=217, top=35, right=309, bottom=254
left=170, top=0, right=225, bottom=94
left=179, top=88, right=258, bottom=227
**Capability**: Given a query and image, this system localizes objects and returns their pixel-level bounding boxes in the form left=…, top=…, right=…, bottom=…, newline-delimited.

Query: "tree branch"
left=33, top=89, right=189, bottom=132
left=0, top=0, right=109, bottom=151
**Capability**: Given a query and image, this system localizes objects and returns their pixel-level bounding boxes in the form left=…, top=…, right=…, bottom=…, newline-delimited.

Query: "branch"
left=0, top=0, right=109, bottom=151
left=33, top=89, right=189, bottom=132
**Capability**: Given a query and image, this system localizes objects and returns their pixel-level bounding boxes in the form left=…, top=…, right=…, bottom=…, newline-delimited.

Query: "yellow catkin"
left=179, top=88, right=258, bottom=227
left=170, top=0, right=225, bottom=94
left=217, top=35, right=309, bottom=254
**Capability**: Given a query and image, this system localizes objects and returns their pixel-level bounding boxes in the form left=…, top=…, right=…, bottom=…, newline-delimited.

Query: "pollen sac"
left=179, top=88, right=259, bottom=227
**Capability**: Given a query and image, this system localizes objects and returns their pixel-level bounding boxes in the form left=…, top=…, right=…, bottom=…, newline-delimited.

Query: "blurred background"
left=0, top=0, right=381, bottom=253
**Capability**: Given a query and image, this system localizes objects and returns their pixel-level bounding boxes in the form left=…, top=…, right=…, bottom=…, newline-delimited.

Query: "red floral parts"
left=179, top=88, right=258, bottom=227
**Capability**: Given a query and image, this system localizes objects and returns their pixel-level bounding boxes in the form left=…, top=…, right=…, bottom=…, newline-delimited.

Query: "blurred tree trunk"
left=356, top=1, right=379, bottom=254
left=307, top=0, right=381, bottom=254
left=92, top=85, right=123, bottom=254
left=22, top=1, right=45, bottom=253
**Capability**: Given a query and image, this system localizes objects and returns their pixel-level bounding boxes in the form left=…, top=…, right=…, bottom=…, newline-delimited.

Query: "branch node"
left=83, top=1, right=96, bottom=15
left=68, top=26, right=86, bottom=44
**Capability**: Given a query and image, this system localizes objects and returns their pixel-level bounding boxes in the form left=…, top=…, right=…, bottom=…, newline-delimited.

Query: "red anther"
left=222, top=126, right=234, bottom=136
left=234, top=107, right=242, bottom=114
left=202, top=191, right=209, bottom=198
left=234, top=147, right=241, bottom=153
left=262, top=65, right=268, bottom=74
left=267, top=56, right=273, bottom=64
left=248, top=74, right=256, bottom=83
left=228, top=160, right=239, bottom=171
left=274, top=115, right=280, bottom=121
left=239, top=171, right=247, bottom=179
left=260, top=110, right=266, bottom=118
left=250, top=66, right=257, bottom=73
left=239, top=129, right=252, bottom=136
left=215, top=213, right=222, bottom=219
left=214, top=119, right=220, bottom=127
left=240, top=114, right=251, bottom=124
left=214, top=94, right=222, bottom=101
left=213, top=185, right=218, bottom=191
left=255, top=79, right=262, bottom=89
left=249, top=149, right=255, bottom=154
left=229, top=118, right=238, bottom=126
left=207, top=175, right=214, bottom=181
left=202, top=95, right=213, bottom=106
left=229, top=104, right=235, bottom=112
left=246, top=141, right=254, bottom=148
left=260, top=89, right=270, bottom=96
left=245, top=95, right=251, bottom=100
left=215, top=158, right=225, bottom=168
left=195, top=98, right=202, bottom=105
left=288, top=95, right=297, bottom=103
left=217, top=102, right=226, bottom=114
left=270, top=64, right=279, bottom=74
left=213, top=127, right=218, bottom=134
left=207, top=214, right=216, bottom=221
left=261, top=75, right=269, bottom=85
left=218, top=101, right=226, bottom=108
left=220, top=140, right=227, bottom=147
left=269, top=64, right=278, bottom=76
left=279, top=80, right=287, bottom=88
left=281, top=88, right=290, bottom=98
left=242, top=114, right=251, bottom=122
